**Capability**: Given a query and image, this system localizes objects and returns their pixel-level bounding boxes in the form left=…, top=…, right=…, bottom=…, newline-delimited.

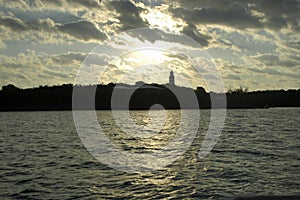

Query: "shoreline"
left=0, top=106, right=299, bottom=112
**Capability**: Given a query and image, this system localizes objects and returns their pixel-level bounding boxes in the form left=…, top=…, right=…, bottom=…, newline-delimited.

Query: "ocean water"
left=0, top=109, right=299, bottom=199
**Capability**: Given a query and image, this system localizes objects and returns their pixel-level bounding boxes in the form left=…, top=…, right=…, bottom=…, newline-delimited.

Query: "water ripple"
left=0, top=109, right=299, bottom=199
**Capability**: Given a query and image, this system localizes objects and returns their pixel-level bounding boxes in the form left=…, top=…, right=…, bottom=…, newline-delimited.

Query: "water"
left=0, top=109, right=299, bottom=199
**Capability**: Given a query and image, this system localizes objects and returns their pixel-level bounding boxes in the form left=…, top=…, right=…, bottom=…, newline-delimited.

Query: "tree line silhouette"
left=0, top=83, right=299, bottom=111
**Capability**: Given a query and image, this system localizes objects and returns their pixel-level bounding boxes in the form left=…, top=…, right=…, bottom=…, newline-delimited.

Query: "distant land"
left=0, top=83, right=299, bottom=111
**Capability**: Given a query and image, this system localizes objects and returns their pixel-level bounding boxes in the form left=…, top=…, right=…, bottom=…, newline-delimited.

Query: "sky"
left=0, top=0, right=299, bottom=91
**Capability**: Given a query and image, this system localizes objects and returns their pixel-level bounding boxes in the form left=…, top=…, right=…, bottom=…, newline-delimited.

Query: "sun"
left=130, top=49, right=167, bottom=65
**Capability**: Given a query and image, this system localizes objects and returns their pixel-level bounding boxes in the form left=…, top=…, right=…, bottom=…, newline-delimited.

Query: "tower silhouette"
left=169, top=71, right=175, bottom=85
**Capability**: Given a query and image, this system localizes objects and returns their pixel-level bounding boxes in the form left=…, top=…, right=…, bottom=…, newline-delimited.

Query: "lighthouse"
left=169, top=71, right=175, bottom=85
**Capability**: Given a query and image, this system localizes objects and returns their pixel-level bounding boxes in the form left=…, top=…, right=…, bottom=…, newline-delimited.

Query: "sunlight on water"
left=0, top=109, right=299, bottom=199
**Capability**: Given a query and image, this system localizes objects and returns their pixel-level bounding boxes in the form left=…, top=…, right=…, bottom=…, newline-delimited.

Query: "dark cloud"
left=65, top=0, right=101, bottom=8
left=123, top=28, right=209, bottom=48
left=170, top=6, right=263, bottom=30
left=0, top=62, right=26, bottom=69
left=256, top=54, right=300, bottom=68
left=2, top=0, right=298, bottom=32
left=108, top=64, right=123, bottom=75
left=181, top=24, right=211, bottom=46
left=249, top=67, right=300, bottom=79
left=169, top=0, right=241, bottom=10
left=0, top=15, right=107, bottom=41
left=0, top=17, right=26, bottom=31
left=0, top=16, right=56, bottom=32
left=58, top=21, right=107, bottom=41
left=286, top=40, right=300, bottom=50
left=0, top=7, right=81, bottom=24
left=51, top=52, right=87, bottom=65
left=254, top=0, right=299, bottom=16
left=5, top=0, right=102, bottom=9
left=41, top=0, right=65, bottom=7
left=107, top=0, right=148, bottom=30
left=43, top=69, right=71, bottom=78
left=169, top=0, right=299, bottom=31
left=134, top=0, right=164, bottom=7
left=83, top=52, right=112, bottom=66
left=28, top=18, right=56, bottom=31
left=165, top=52, right=189, bottom=60
left=254, top=0, right=300, bottom=31
left=256, top=54, right=280, bottom=65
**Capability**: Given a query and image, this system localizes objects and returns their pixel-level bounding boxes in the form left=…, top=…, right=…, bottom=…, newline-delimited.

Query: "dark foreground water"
left=0, top=109, right=299, bottom=199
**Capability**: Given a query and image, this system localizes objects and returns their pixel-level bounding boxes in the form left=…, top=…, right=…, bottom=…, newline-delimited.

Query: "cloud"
left=65, top=0, right=101, bottom=9
left=107, top=0, right=148, bottom=30
left=253, top=0, right=300, bottom=31
left=135, top=0, right=164, bottom=7
left=0, top=16, right=26, bottom=31
left=0, top=14, right=107, bottom=42
left=0, top=40, right=6, bottom=48
left=50, top=52, right=87, bottom=65
left=170, top=6, right=263, bottom=30
left=181, top=24, right=211, bottom=46
left=224, top=74, right=241, bottom=80
left=42, top=69, right=71, bottom=79
left=0, top=0, right=299, bottom=91
left=0, top=50, right=86, bottom=87
left=0, top=0, right=102, bottom=10
left=115, top=27, right=210, bottom=50
left=169, top=0, right=299, bottom=31
left=248, top=66, right=300, bottom=79
left=58, top=21, right=107, bottom=41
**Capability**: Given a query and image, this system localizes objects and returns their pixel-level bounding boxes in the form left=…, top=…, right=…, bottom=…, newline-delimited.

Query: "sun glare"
left=130, top=49, right=167, bottom=64
left=140, top=6, right=186, bottom=33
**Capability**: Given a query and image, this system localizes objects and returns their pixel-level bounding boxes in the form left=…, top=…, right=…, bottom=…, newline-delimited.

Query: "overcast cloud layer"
left=0, top=0, right=299, bottom=91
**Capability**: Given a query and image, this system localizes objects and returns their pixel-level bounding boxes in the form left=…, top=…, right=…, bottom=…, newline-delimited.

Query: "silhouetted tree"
left=0, top=83, right=299, bottom=111
left=227, top=86, right=248, bottom=94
